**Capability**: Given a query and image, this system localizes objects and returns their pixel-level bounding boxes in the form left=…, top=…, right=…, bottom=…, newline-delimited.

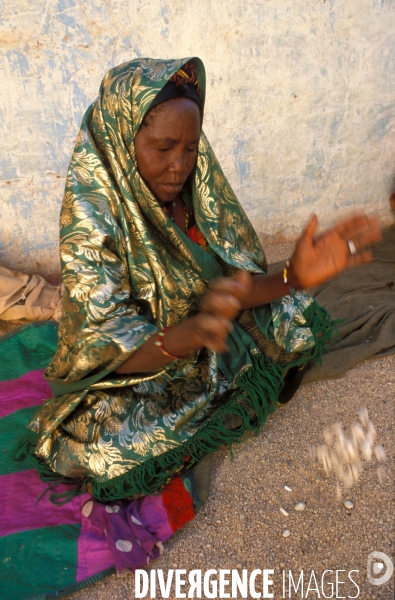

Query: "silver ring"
left=347, top=240, right=357, bottom=255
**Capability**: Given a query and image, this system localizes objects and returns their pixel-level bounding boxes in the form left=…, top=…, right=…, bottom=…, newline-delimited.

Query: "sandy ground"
left=68, top=356, right=394, bottom=600
left=1, top=241, right=393, bottom=600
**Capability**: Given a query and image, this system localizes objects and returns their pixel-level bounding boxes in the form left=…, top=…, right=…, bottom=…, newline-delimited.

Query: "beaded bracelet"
left=283, top=260, right=295, bottom=294
left=155, top=326, right=189, bottom=360
left=283, top=260, right=290, bottom=285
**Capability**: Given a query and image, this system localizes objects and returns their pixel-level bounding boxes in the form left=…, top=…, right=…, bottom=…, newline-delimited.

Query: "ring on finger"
left=347, top=239, right=357, bottom=255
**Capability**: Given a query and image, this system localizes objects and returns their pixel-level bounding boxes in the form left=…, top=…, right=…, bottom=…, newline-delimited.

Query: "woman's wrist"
left=285, top=258, right=304, bottom=290
left=160, top=317, right=204, bottom=358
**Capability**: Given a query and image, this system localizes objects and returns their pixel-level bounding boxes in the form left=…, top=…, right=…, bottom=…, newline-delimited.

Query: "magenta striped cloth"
left=0, top=323, right=197, bottom=599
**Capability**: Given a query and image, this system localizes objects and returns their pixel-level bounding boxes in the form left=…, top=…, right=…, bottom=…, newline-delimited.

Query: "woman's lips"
left=162, top=182, right=184, bottom=193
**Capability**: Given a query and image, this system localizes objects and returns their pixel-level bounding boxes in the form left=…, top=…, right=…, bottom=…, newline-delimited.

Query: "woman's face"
left=134, top=97, right=201, bottom=203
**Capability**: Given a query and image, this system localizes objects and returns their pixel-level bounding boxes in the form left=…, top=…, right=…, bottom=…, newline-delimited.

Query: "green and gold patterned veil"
left=13, top=58, right=334, bottom=502
left=47, top=57, right=270, bottom=384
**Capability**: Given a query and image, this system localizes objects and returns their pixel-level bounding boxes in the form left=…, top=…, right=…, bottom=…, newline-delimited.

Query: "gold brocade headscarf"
left=46, top=57, right=267, bottom=385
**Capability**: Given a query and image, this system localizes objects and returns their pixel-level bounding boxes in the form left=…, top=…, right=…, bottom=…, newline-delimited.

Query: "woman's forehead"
left=141, top=98, right=201, bottom=134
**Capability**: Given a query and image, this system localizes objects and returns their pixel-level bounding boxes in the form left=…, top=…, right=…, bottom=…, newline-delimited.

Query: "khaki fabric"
left=0, top=265, right=63, bottom=323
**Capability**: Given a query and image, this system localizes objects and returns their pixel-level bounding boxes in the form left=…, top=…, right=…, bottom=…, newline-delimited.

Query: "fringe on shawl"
left=12, top=299, right=339, bottom=504
left=12, top=352, right=283, bottom=504
left=280, top=299, right=341, bottom=370
left=11, top=431, right=88, bottom=504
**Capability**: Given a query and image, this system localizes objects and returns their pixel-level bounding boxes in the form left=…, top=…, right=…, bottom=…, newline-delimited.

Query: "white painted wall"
left=1, top=0, right=394, bottom=275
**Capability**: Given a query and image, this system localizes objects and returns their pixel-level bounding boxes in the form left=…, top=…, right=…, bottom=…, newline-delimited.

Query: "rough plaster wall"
left=0, top=0, right=394, bottom=275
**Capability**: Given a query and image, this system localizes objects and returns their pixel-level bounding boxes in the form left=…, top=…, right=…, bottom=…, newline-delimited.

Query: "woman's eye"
left=187, top=147, right=198, bottom=153
left=158, top=148, right=170, bottom=153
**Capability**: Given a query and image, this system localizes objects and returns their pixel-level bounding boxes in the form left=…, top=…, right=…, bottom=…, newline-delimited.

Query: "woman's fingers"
left=204, top=337, right=229, bottom=353
left=330, top=214, right=382, bottom=250
left=289, top=211, right=382, bottom=289
left=194, top=312, right=233, bottom=352
left=202, top=271, right=252, bottom=319
left=209, top=271, right=251, bottom=302
left=345, top=249, right=373, bottom=268
left=335, top=212, right=380, bottom=234
left=200, top=291, right=241, bottom=319
left=197, top=271, right=252, bottom=352
left=347, top=230, right=382, bottom=253
left=299, top=214, right=319, bottom=243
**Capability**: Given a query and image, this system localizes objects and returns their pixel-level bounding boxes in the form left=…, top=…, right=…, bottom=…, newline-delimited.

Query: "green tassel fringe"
left=90, top=352, right=284, bottom=502
left=281, top=299, right=341, bottom=370
left=12, top=352, right=284, bottom=504
left=11, top=302, right=337, bottom=504
left=12, top=432, right=88, bottom=505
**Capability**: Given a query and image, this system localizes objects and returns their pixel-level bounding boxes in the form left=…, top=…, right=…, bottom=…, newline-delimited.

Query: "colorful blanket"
left=0, top=322, right=198, bottom=599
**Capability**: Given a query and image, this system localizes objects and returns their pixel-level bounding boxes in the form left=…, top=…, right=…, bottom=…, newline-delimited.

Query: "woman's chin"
left=158, top=195, right=177, bottom=204
left=160, top=183, right=184, bottom=200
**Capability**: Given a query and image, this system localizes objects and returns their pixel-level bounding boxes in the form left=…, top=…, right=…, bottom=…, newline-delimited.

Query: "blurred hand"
left=289, top=213, right=382, bottom=289
left=190, top=270, right=252, bottom=352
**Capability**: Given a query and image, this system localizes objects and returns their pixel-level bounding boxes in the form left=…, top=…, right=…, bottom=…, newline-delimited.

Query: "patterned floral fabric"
left=23, top=58, right=329, bottom=501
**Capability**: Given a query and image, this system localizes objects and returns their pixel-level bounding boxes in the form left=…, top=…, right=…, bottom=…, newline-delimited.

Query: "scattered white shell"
left=279, top=507, right=289, bottom=517
left=334, top=423, right=345, bottom=444
left=284, top=485, right=292, bottom=492
left=351, top=423, right=365, bottom=443
left=336, top=483, right=343, bottom=502
left=311, top=408, right=384, bottom=493
left=367, top=422, right=376, bottom=440
left=323, top=428, right=333, bottom=444
left=349, top=463, right=359, bottom=483
left=342, top=466, right=353, bottom=489
left=335, top=461, right=345, bottom=481
left=366, top=431, right=375, bottom=447
left=343, top=500, right=354, bottom=510
left=345, top=440, right=358, bottom=462
left=330, top=451, right=339, bottom=469
left=294, top=502, right=306, bottom=512
left=375, top=445, right=387, bottom=462
left=317, top=445, right=332, bottom=473
left=308, top=443, right=317, bottom=461
left=359, top=407, right=369, bottom=428
left=360, top=441, right=373, bottom=462
left=335, top=441, right=350, bottom=465
left=156, top=541, right=164, bottom=555
left=283, top=529, right=291, bottom=538
left=377, top=466, right=387, bottom=484
left=350, top=463, right=360, bottom=484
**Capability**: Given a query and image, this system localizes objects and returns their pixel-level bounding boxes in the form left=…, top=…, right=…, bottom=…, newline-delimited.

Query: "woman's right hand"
left=115, top=271, right=251, bottom=374
left=165, top=270, right=252, bottom=355
left=195, top=269, right=252, bottom=352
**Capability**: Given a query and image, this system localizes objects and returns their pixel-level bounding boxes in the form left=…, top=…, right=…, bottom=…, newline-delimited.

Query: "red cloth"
left=161, top=476, right=195, bottom=532
left=187, top=224, right=207, bottom=249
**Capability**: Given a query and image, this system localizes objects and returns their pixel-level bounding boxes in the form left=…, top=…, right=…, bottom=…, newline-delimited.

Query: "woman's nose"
left=169, top=152, right=187, bottom=173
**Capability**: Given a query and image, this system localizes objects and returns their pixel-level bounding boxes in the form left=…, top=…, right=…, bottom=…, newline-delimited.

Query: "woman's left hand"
left=288, top=213, right=382, bottom=289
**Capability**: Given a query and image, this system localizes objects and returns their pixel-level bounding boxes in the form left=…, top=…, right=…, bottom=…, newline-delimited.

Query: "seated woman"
left=17, top=58, right=380, bottom=509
